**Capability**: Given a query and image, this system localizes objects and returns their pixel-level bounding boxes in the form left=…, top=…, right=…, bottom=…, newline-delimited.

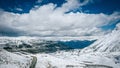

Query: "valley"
left=0, top=26, right=120, bottom=68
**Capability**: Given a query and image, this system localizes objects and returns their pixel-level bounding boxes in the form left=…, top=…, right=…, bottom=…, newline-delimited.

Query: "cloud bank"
left=0, top=0, right=120, bottom=37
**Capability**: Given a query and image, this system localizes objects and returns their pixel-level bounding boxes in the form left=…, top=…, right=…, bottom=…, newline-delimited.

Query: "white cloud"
left=0, top=0, right=120, bottom=36
left=116, top=23, right=120, bottom=30
left=15, top=8, right=23, bottom=11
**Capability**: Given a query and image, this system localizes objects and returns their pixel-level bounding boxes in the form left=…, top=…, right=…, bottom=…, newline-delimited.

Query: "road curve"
left=30, top=56, right=37, bottom=68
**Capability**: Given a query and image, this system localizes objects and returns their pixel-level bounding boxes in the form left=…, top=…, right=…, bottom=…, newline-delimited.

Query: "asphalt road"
left=30, top=56, right=37, bottom=68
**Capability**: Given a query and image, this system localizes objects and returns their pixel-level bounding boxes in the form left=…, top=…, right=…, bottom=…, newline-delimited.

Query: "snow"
left=33, top=50, right=120, bottom=68
left=35, top=53, right=85, bottom=68
left=81, top=27, right=120, bottom=53
left=0, top=49, right=32, bottom=68
left=78, top=52, right=120, bottom=68
left=0, top=36, right=98, bottom=49
left=33, top=26, right=120, bottom=68
left=0, top=25, right=120, bottom=68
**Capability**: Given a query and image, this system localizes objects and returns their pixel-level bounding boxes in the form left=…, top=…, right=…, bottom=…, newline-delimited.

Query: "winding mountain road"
left=30, top=56, right=37, bottom=68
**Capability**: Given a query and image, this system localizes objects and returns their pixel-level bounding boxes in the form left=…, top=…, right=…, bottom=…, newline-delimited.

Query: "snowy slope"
left=69, top=23, right=120, bottom=68
left=34, top=50, right=120, bottom=68
left=81, top=24, right=120, bottom=53
left=35, top=53, right=85, bottom=68
left=0, top=49, right=32, bottom=68
left=0, top=24, right=120, bottom=68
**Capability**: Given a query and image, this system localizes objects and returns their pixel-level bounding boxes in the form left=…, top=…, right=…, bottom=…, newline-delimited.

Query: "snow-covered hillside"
left=0, top=36, right=97, bottom=54
left=0, top=49, right=32, bottom=68
left=0, top=36, right=98, bottom=48
left=25, top=48, right=119, bottom=68
left=0, top=23, right=120, bottom=68
left=81, top=23, right=120, bottom=53
left=35, top=23, right=120, bottom=68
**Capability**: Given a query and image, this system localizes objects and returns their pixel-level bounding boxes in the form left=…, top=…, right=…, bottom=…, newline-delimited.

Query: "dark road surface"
left=30, top=56, right=37, bottom=68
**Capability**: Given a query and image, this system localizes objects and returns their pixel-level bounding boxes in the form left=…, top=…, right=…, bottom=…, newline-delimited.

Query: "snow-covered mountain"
left=0, top=36, right=98, bottom=68
left=0, top=49, right=32, bottom=68
left=0, top=36, right=97, bottom=54
left=81, top=23, right=120, bottom=53
left=0, top=23, right=120, bottom=68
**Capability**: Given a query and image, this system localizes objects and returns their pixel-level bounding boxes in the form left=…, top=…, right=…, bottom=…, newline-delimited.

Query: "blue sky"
left=0, top=0, right=120, bottom=14
left=0, top=0, right=120, bottom=36
left=0, top=0, right=66, bottom=13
